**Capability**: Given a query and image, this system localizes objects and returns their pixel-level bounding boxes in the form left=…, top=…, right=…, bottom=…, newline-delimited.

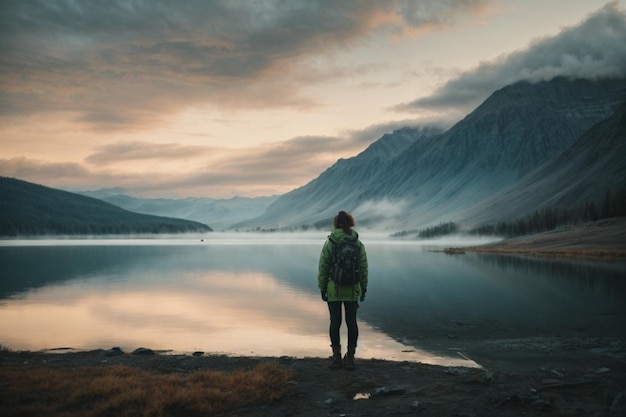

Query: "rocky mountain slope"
left=243, top=77, right=626, bottom=231
left=462, top=102, right=626, bottom=226
left=233, top=126, right=443, bottom=229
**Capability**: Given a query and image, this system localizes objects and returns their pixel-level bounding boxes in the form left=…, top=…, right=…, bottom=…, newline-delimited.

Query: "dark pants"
left=328, top=301, right=359, bottom=349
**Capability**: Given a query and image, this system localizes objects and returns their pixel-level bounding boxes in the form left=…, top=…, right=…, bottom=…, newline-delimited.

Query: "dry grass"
left=0, top=362, right=293, bottom=417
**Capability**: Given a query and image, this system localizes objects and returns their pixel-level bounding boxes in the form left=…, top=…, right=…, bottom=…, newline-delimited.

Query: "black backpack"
left=329, top=235, right=361, bottom=287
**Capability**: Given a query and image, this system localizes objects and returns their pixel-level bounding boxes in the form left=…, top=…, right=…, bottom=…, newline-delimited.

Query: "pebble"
left=104, top=347, right=124, bottom=357
left=132, top=347, right=155, bottom=355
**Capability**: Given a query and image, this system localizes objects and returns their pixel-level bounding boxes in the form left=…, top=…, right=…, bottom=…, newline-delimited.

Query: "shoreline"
left=2, top=342, right=625, bottom=417
left=449, top=217, right=626, bottom=260
left=444, top=246, right=626, bottom=259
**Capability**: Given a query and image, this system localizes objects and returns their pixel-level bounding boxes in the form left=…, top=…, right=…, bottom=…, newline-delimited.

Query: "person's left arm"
left=359, top=242, right=368, bottom=290
left=318, top=240, right=332, bottom=292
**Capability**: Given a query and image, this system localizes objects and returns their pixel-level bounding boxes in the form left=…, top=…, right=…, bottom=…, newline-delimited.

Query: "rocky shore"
left=2, top=337, right=625, bottom=417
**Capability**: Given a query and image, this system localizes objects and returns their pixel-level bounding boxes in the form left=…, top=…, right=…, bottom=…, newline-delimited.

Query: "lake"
left=1, top=233, right=625, bottom=367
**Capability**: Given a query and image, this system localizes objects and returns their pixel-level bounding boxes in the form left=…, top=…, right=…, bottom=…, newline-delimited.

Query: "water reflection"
left=467, top=253, right=626, bottom=303
left=0, top=239, right=478, bottom=367
left=1, top=236, right=625, bottom=367
left=360, top=243, right=626, bottom=345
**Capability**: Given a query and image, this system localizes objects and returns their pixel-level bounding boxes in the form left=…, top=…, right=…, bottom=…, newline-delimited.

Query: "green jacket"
left=318, top=228, right=368, bottom=302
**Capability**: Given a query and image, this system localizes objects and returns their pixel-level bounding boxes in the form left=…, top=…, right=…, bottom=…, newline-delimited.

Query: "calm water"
left=1, top=233, right=625, bottom=367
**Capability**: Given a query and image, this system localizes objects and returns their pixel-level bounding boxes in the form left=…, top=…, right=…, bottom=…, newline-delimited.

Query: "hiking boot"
left=343, top=353, right=355, bottom=370
left=344, top=347, right=356, bottom=370
left=329, top=345, right=342, bottom=369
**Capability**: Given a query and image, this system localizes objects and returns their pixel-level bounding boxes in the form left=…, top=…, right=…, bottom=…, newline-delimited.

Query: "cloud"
left=343, top=118, right=452, bottom=147
left=0, top=130, right=370, bottom=197
left=354, top=198, right=408, bottom=217
left=398, top=0, right=491, bottom=27
left=0, top=157, right=91, bottom=180
left=0, top=112, right=440, bottom=197
left=398, top=2, right=626, bottom=114
left=85, top=142, right=216, bottom=164
left=0, top=0, right=495, bottom=197
left=188, top=135, right=365, bottom=189
left=0, top=0, right=494, bottom=131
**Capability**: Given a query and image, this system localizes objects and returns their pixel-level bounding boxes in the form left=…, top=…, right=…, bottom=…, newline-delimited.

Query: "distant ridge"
left=80, top=191, right=279, bottom=231
left=0, top=177, right=212, bottom=236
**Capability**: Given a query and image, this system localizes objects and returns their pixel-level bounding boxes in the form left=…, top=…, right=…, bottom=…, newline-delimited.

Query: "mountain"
left=461, top=102, right=626, bottom=226
left=233, top=126, right=443, bottom=229
left=0, top=177, right=213, bottom=236
left=242, top=77, right=626, bottom=231
left=79, top=191, right=279, bottom=230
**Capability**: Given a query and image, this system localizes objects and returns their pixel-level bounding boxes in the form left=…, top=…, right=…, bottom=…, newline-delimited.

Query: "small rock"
left=541, top=378, right=560, bottom=385
left=132, top=347, right=155, bottom=355
left=104, top=347, right=124, bottom=357
left=372, top=386, right=406, bottom=397
left=532, top=399, right=555, bottom=410
left=445, top=367, right=469, bottom=376
left=192, top=351, right=204, bottom=357
left=411, top=400, right=420, bottom=409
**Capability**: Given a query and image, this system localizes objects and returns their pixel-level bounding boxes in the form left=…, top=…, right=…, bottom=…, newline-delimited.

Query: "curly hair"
left=333, top=210, right=355, bottom=233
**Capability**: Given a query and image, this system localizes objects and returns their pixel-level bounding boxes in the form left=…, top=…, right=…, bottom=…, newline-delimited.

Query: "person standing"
left=318, top=211, right=368, bottom=370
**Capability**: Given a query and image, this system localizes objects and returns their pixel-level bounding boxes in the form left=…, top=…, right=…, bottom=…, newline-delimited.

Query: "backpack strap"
left=327, top=234, right=337, bottom=266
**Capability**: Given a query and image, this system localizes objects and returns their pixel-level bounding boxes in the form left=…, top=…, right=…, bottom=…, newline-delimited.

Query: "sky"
left=1, top=0, right=625, bottom=199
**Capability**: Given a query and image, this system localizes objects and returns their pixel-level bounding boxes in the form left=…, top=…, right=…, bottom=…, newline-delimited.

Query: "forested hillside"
left=0, top=177, right=212, bottom=236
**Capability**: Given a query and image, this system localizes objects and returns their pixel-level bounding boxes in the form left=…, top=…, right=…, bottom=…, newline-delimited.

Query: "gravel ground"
left=2, top=343, right=625, bottom=417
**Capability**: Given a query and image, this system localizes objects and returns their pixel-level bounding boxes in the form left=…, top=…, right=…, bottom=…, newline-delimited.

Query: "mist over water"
left=1, top=233, right=625, bottom=366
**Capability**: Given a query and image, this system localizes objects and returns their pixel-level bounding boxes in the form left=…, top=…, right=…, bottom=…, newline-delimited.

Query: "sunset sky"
left=1, top=0, right=625, bottom=198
